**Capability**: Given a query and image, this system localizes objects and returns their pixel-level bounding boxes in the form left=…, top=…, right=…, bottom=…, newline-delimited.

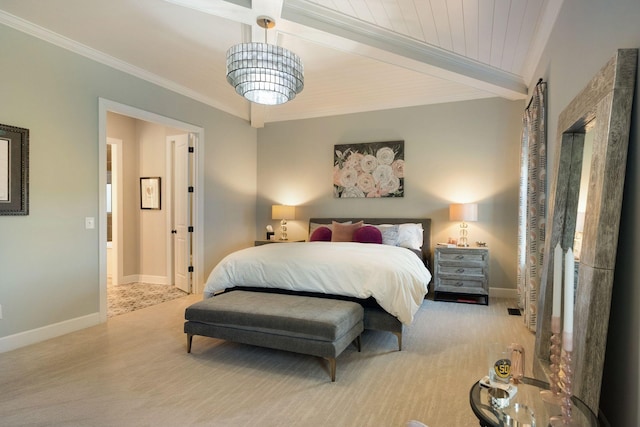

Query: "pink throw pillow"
left=310, top=226, right=332, bottom=242
left=352, top=225, right=383, bottom=244
left=331, top=221, right=363, bottom=242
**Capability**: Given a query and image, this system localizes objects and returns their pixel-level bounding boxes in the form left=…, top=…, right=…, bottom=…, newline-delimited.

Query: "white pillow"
left=370, top=224, right=400, bottom=246
left=397, top=223, right=423, bottom=250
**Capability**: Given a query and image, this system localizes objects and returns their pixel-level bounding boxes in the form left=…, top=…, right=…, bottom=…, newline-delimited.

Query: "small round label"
left=493, top=358, right=512, bottom=379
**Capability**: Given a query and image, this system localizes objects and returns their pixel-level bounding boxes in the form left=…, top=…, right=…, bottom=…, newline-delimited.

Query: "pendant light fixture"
left=226, top=16, right=304, bottom=105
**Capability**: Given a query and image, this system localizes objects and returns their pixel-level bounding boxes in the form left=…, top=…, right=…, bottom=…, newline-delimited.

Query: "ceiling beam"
left=281, top=0, right=528, bottom=100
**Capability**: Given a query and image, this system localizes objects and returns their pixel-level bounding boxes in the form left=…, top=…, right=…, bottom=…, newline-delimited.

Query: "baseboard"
left=489, top=287, right=518, bottom=300
left=121, top=275, right=169, bottom=285
left=0, top=312, right=101, bottom=353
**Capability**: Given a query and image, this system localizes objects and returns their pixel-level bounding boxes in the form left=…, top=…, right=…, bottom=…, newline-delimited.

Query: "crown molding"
left=0, top=10, right=242, bottom=119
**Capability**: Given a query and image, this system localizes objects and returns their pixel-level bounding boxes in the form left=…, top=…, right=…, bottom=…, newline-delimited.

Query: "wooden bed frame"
left=227, top=217, right=432, bottom=351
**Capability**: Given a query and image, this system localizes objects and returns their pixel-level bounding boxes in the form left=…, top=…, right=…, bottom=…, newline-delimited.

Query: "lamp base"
left=279, top=219, right=288, bottom=240
left=458, top=221, right=469, bottom=247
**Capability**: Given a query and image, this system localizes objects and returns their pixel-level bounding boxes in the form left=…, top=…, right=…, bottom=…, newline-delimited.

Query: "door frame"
left=165, top=133, right=192, bottom=293
left=106, top=137, right=123, bottom=287
left=98, top=98, right=205, bottom=322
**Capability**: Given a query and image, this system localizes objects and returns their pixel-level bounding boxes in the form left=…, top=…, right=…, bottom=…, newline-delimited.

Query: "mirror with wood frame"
left=534, top=48, right=637, bottom=413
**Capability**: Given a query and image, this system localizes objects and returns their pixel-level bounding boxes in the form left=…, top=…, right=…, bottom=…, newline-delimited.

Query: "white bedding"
left=203, top=242, right=432, bottom=324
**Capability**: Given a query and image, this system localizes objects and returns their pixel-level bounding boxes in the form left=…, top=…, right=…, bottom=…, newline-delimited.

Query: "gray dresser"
left=433, top=246, right=489, bottom=305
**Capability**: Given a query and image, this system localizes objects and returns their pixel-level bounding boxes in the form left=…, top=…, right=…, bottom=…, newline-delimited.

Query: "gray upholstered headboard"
left=308, top=218, right=432, bottom=269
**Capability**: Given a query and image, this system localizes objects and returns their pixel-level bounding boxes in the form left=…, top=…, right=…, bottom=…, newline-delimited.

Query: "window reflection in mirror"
left=573, top=127, right=593, bottom=261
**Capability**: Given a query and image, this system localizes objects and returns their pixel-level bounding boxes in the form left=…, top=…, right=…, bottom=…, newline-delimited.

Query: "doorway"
left=98, top=99, right=204, bottom=322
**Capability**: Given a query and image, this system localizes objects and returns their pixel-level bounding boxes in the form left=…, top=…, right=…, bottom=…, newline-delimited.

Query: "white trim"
left=0, top=10, right=236, bottom=118
left=521, top=0, right=565, bottom=85
left=0, top=313, right=100, bottom=353
left=98, top=98, right=205, bottom=316
left=106, top=138, right=123, bottom=288
left=165, top=136, right=175, bottom=288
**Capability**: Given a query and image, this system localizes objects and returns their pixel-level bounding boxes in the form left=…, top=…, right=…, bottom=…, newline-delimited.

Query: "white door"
left=172, top=134, right=191, bottom=293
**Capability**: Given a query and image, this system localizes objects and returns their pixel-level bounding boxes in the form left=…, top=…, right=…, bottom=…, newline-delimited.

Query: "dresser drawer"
left=438, top=278, right=485, bottom=290
left=438, top=252, right=486, bottom=263
left=437, top=266, right=484, bottom=276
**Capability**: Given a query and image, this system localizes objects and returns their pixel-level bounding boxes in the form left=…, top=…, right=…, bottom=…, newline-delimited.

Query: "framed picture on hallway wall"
left=333, top=140, right=404, bottom=198
left=0, top=122, right=29, bottom=215
left=140, top=177, right=161, bottom=210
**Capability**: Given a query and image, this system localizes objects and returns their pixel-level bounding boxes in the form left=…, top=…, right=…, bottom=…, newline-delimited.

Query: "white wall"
left=256, top=97, right=524, bottom=291
left=0, top=23, right=257, bottom=348
left=530, top=0, right=640, bottom=424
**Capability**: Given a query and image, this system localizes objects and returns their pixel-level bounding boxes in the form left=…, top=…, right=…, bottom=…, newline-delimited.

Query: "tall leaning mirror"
left=535, top=49, right=637, bottom=413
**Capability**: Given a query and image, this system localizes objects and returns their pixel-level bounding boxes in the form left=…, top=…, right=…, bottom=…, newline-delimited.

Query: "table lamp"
left=449, top=203, right=478, bottom=247
left=272, top=205, right=295, bottom=240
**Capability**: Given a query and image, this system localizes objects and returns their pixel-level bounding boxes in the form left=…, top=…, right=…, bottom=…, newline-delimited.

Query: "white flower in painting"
left=360, top=154, right=378, bottom=173
left=341, top=186, right=365, bottom=198
left=379, top=175, right=400, bottom=195
left=372, top=164, right=393, bottom=184
left=339, top=167, right=358, bottom=188
left=373, top=164, right=400, bottom=196
left=376, top=147, right=395, bottom=165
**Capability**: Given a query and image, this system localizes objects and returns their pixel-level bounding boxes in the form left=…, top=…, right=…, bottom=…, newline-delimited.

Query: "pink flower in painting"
left=339, top=167, right=358, bottom=188
left=392, top=159, right=404, bottom=178
left=367, top=185, right=382, bottom=198
left=376, top=146, right=395, bottom=165
left=357, top=173, right=375, bottom=193
left=345, top=152, right=364, bottom=172
left=360, top=155, right=378, bottom=173
left=333, top=165, right=343, bottom=186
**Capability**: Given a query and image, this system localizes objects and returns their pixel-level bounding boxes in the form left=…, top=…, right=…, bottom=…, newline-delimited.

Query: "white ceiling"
left=0, top=0, right=562, bottom=127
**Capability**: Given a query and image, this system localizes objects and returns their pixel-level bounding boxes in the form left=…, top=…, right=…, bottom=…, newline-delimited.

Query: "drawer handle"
left=456, top=268, right=465, bottom=273
left=454, top=281, right=464, bottom=287
left=455, top=255, right=464, bottom=260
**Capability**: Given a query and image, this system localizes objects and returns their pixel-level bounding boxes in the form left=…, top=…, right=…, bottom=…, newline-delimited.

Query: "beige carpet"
left=107, top=283, right=188, bottom=318
left=0, top=295, right=534, bottom=427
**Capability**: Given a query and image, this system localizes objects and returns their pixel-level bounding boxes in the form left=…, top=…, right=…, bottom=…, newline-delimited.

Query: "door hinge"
left=188, top=266, right=194, bottom=273
left=188, top=226, right=194, bottom=233
left=188, top=147, right=194, bottom=153
left=188, top=186, right=194, bottom=193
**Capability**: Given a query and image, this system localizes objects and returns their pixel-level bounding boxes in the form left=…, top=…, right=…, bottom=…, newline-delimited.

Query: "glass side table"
left=469, top=377, right=600, bottom=426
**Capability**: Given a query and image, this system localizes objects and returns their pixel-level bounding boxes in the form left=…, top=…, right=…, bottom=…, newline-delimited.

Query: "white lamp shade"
left=449, top=203, right=478, bottom=222
left=272, top=205, right=295, bottom=220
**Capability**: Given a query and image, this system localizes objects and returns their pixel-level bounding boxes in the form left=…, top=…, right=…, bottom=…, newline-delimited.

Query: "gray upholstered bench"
left=184, top=290, right=364, bottom=381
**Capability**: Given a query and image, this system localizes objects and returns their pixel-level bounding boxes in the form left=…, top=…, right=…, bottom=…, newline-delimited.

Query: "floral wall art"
left=333, top=141, right=404, bottom=198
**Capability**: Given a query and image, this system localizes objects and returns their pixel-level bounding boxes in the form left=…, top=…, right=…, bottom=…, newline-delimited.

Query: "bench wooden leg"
left=187, top=334, right=193, bottom=353
left=355, top=335, right=361, bottom=352
left=327, top=358, right=336, bottom=382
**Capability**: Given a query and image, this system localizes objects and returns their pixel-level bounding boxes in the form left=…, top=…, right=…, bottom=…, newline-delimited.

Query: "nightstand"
left=254, top=239, right=305, bottom=246
left=433, top=246, right=489, bottom=305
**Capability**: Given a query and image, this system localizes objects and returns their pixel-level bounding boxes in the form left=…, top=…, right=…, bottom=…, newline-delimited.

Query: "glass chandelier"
left=226, top=17, right=304, bottom=105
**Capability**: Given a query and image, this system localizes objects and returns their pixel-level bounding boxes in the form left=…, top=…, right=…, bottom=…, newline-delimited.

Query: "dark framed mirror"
left=534, top=49, right=637, bottom=412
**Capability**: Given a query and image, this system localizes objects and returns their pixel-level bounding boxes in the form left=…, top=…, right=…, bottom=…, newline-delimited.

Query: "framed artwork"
left=140, top=177, right=161, bottom=210
left=333, top=140, right=404, bottom=198
left=0, top=123, right=29, bottom=215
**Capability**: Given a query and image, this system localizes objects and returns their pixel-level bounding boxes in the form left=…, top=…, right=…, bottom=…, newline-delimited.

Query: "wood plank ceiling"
left=0, top=0, right=561, bottom=127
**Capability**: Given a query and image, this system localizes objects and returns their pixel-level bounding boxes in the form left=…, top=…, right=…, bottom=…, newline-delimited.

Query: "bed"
left=203, top=218, right=432, bottom=350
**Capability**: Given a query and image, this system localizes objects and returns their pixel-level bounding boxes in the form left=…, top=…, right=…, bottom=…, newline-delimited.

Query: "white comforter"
left=203, top=242, right=432, bottom=324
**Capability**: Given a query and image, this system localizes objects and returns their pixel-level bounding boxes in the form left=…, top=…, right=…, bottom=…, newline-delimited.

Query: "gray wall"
left=256, top=97, right=524, bottom=291
left=0, top=23, right=257, bottom=340
left=530, top=0, right=640, bottom=424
